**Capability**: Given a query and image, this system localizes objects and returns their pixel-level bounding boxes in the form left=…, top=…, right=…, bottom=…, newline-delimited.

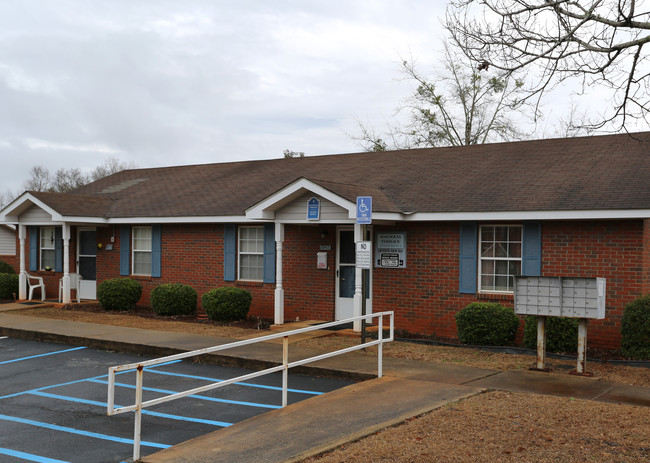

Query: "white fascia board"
left=404, top=209, right=650, bottom=221
left=246, top=178, right=356, bottom=219
left=104, top=215, right=255, bottom=224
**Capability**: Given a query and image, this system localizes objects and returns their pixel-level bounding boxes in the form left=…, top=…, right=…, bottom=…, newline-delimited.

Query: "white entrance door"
left=335, top=228, right=371, bottom=320
left=77, top=229, right=97, bottom=300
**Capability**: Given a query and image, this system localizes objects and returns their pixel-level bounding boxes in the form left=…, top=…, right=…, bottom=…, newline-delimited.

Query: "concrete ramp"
left=143, top=377, right=484, bottom=463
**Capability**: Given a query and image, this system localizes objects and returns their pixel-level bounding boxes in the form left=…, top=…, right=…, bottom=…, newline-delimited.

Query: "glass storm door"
left=335, top=228, right=371, bottom=320
left=77, top=229, right=97, bottom=300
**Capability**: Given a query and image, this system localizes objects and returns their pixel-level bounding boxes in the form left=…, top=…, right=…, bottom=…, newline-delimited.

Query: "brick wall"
left=91, top=219, right=646, bottom=350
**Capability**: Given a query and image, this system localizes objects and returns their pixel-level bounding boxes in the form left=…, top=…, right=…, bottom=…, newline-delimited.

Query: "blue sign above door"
left=307, top=197, right=320, bottom=220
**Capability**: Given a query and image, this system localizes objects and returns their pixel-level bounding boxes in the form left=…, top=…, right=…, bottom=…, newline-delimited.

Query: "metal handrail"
left=107, top=311, right=394, bottom=461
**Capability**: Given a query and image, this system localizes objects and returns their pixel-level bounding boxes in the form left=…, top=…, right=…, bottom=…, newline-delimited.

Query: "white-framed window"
left=238, top=226, right=264, bottom=281
left=40, top=226, right=56, bottom=270
left=479, top=225, right=522, bottom=293
left=132, top=226, right=152, bottom=276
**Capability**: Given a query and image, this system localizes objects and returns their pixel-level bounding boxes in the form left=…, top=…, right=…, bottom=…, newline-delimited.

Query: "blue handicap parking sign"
left=356, top=196, right=372, bottom=224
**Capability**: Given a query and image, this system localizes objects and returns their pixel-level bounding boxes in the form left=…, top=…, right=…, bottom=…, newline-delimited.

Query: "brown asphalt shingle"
left=35, top=132, right=650, bottom=219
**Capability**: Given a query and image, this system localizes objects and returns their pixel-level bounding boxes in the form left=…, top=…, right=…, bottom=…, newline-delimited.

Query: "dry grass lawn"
left=7, top=304, right=650, bottom=462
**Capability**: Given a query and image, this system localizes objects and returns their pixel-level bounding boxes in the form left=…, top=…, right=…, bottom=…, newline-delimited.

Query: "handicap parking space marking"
left=30, top=391, right=233, bottom=428
left=0, top=447, right=70, bottom=463
left=145, top=368, right=326, bottom=396
left=0, top=346, right=87, bottom=366
left=0, top=414, right=170, bottom=450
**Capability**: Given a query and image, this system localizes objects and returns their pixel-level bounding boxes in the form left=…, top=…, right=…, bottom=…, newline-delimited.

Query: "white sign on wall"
left=375, top=232, right=406, bottom=268
left=356, top=241, right=372, bottom=269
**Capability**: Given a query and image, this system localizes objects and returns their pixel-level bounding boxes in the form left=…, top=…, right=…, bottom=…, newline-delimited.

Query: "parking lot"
left=0, top=337, right=353, bottom=463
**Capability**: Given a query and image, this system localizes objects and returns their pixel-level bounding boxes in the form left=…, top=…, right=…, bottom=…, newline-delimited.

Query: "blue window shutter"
left=522, top=222, right=542, bottom=276
left=263, top=223, right=276, bottom=284
left=120, top=225, right=130, bottom=276
left=459, top=222, right=478, bottom=294
left=29, top=226, right=38, bottom=271
left=224, top=224, right=236, bottom=281
left=54, top=227, right=63, bottom=272
left=151, top=224, right=162, bottom=278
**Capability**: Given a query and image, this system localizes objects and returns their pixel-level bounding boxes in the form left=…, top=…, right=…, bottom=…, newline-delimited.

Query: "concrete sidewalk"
left=1, top=305, right=649, bottom=463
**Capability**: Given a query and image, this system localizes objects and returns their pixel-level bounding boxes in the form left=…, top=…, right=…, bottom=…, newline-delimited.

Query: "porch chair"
left=26, top=272, right=46, bottom=301
left=59, top=272, right=82, bottom=303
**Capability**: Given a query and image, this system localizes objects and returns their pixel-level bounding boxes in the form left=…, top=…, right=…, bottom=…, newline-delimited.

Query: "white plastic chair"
left=26, top=272, right=46, bottom=301
left=59, top=273, right=82, bottom=303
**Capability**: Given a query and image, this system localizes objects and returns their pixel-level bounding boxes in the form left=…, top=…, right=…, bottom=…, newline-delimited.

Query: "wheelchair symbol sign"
left=356, top=196, right=372, bottom=224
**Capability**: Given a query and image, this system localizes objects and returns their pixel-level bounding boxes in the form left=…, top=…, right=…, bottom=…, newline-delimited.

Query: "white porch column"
left=353, top=222, right=363, bottom=332
left=274, top=222, right=285, bottom=325
left=61, top=223, right=71, bottom=303
left=18, top=225, right=26, bottom=300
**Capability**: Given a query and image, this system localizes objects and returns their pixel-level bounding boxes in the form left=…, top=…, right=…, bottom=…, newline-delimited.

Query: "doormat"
left=19, top=301, right=42, bottom=305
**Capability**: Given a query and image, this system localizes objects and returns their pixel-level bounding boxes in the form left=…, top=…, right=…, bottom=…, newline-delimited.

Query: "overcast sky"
left=0, top=1, right=631, bottom=200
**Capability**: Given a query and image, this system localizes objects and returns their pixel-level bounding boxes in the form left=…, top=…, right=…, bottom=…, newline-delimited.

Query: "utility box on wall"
left=514, top=276, right=606, bottom=320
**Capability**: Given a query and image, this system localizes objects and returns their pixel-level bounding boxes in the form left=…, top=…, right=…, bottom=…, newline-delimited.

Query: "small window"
left=238, top=226, right=264, bottom=281
left=132, top=226, right=152, bottom=276
left=40, top=227, right=56, bottom=270
left=479, top=225, right=522, bottom=293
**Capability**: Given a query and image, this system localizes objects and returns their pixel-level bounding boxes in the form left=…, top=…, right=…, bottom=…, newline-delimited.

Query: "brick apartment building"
left=2, top=132, right=650, bottom=349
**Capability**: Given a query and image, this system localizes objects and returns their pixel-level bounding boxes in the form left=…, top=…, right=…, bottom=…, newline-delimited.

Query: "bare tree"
left=353, top=44, right=532, bottom=150
left=51, top=168, right=87, bottom=193
left=445, top=0, right=650, bottom=129
left=89, top=156, right=136, bottom=181
left=23, top=166, right=51, bottom=192
left=283, top=149, right=305, bottom=158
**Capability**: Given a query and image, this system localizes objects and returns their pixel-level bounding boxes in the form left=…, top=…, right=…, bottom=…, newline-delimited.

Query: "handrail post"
left=378, top=313, right=383, bottom=377
left=282, top=336, right=289, bottom=408
left=133, top=365, right=144, bottom=462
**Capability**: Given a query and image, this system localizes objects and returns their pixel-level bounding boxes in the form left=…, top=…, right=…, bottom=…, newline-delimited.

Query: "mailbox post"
left=514, top=276, right=606, bottom=375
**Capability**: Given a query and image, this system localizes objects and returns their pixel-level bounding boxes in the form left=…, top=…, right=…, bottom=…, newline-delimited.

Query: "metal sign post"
left=356, top=197, right=372, bottom=344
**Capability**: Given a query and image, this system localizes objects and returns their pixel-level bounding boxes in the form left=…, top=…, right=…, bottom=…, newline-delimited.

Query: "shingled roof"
left=21, top=131, right=650, bottom=219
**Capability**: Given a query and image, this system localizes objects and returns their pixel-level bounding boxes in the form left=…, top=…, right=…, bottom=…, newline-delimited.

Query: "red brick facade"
left=17, top=219, right=650, bottom=350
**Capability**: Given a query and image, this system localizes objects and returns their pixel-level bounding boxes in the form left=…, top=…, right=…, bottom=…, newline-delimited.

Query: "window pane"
left=481, top=274, right=494, bottom=290
left=509, top=242, right=521, bottom=258
left=133, top=227, right=152, bottom=251
left=509, top=227, right=522, bottom=241
left=481, top=226, right=494, bottom=242
left=133, top=252, right=152, bottom=275
left=495, top=242, right=508, bottom=258
left=494, top=227, right=508, bottom=241
left=41, top=250, right=55, bottom=269
left=494, top=276, right=509, bottom=292
left=495, top=260, right=508, bottom=275
left=509, top=261, right=521, bottom=276
left=240, top=254, right=263, bottom=280
left=480, top=242, right=494, bottom=258
left=40, top=227, right=55, bottom=249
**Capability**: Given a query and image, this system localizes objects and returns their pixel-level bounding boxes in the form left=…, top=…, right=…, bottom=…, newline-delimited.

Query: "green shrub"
left=202, top=286, right=252, bottom=322
left=97, top=278, right=142, bottom=311
left=621, top=295, right=650, bottom=360
left=0, top=274, right=19, bottom=299
left=455, top=302, right=519, bottom=346
left=0, top=260, right=15, bottom=274
left=523, top=316, right=578, bottom=353
left=151, top=283, right=197, bottom=316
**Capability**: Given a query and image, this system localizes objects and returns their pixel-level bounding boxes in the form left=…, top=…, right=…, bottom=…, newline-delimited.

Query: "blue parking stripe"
left=0, top=346, right=86, bottom=365
left=90, top=379, right=281, bottom=409
left=147, top=369, right=324, bottom=395
left=0, top=414, right=170, bottom=449
left=0, top=448, right=70, bottom=463
left=30, top=391, right=232, bottom=427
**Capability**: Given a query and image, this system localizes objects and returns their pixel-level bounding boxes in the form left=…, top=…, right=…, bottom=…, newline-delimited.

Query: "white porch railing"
left=107, top=311, right=394, bottom=462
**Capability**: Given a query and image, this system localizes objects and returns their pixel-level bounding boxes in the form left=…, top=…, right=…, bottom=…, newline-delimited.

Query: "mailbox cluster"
left=514, top=276, right=606, bottom=320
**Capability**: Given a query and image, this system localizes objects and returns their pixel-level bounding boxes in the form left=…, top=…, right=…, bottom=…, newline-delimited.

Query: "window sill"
left=477, top=292, right=514, bottom=302
left=235, top=280, right=264, bottom=288
left=131, top=275, right=154, bottom=281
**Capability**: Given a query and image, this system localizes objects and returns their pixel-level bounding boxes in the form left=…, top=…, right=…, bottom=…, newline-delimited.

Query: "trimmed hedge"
left=151, top=283, right=197, bottom=316
left=202, top=286, right=252, bottom=322
left=523, top=316, right=578, bottom=353
left=0, top=260, right=15, bottom=274
left=455, top=302, right=519, bottom=346
left=0, top=273, right=18, bottom=300
left=97, top=278, right=142, bottom=311
left=621, top=295, right=650, bottom=360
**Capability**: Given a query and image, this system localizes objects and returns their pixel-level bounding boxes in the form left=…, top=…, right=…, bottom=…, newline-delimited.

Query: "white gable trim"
left=0, top=193, right=64, bottom=223
left=245, top=178, right=357, bottom=220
